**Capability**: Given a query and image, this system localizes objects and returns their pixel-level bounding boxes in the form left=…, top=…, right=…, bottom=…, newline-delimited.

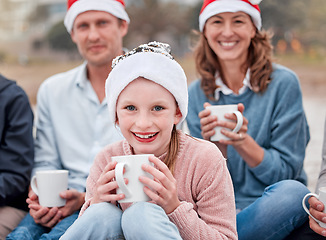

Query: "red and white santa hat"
left=64, top=0, right=130, bottom=33
left=199, top=0, right=262, bottom=32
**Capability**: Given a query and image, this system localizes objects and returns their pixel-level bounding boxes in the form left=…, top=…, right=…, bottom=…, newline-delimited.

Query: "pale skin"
left=91, top=78, right=182, bottom=214
left=27, top=10, right=128, bottom=228
left=199, top=12, right=264, bottom=167
left=308, top=196, right=326, bottom=236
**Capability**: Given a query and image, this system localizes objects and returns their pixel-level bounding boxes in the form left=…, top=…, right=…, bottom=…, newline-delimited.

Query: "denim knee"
left=60, top=202, right=123, bottom=240
left=84, top=202, right=122, bottom=228
left=122, top=202, right=181, bottom=240
left=266, top=180, right=310, bottom=203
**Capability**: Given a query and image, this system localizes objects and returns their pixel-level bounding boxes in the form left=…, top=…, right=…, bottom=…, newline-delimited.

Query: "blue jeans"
left=237, top=180, right=310, bottom=240
left=60, top=202, right=182, bottom=240
left=6, top=211, right=79, bottom=240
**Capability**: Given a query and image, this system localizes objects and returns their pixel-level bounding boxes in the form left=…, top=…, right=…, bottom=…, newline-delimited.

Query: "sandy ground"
left=1, top=57, right=325, bottom=192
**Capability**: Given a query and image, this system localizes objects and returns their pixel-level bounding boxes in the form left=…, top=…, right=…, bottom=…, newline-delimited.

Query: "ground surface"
left=1, top=56, right=325, bottom=192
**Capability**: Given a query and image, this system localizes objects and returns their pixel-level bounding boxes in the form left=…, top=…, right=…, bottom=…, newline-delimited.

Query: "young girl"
left=60, top=42, right=237, bottom=240
left=187, top=0, right=310, bottom=239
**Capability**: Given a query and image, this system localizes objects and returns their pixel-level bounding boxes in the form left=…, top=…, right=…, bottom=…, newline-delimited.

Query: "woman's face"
left=204, top=11, right=256, bottom=65
left=116, top=77, right=182, bottom=156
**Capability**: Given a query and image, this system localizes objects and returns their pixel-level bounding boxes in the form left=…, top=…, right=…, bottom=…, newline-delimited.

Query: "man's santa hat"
left=64, top=0, right=130, bottom=33
left=199, top=0, right=262, bottom=32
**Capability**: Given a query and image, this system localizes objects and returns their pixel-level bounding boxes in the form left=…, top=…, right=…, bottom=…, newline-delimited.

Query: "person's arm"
left=316, top=117, right=326, bottom=191
left=0, top=85, right=34, bottom=206
left=168, top=143, right=237, bottom=240
left=308, top=117, right=326, bottom=236
left=33, top=82, right=62, bottom=172
left=246, top=73, right=309, bottom=185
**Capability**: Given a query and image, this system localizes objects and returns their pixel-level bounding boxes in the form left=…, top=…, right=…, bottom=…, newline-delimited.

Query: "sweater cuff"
left=249, top=149, right=273, bottom=178
left=167, top=201, right=194, bottom=227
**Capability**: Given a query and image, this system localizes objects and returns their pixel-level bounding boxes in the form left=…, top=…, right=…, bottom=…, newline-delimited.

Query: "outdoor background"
left=0, top=0, right=325, bottom=192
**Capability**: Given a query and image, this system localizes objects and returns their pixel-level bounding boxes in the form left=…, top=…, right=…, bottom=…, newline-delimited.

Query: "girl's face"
left=204, top=11, right=256, bottom=65
left=116, top=77, right=182, bottom=156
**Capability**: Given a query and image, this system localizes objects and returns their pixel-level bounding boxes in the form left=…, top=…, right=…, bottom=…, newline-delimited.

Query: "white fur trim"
left=106, top=52, right=188, bottom=125
left=249, top=0, right=262, bottom=5
left=64, top=0, right=130, bottom=33
left=199, top=0, right=261, bottom=32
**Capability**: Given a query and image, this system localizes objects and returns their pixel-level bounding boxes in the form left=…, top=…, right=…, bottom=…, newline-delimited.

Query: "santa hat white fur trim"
left=64, top=0, right=130, bottom=33
left=106, top=52, right=188, bottom=125
left=199, top=0, right=262, bottom=32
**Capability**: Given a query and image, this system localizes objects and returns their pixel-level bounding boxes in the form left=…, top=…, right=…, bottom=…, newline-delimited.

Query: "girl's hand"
left=139, top=155, right=180, bottom=214
left=217, top=103, right=249, bottom=146
left=91, top=161, right=125, bottom=205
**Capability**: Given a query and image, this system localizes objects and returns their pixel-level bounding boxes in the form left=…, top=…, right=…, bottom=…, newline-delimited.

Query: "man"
left=0, top=74, right=34, bottom=239
left=7, top=0, right=129, bottom=239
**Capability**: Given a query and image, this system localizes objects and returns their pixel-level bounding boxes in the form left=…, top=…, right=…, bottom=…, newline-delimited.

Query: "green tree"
left=46, top=21, right=77, bottom=52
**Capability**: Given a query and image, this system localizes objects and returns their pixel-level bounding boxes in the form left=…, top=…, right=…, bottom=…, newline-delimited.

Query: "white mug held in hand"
left=206, top=104, right=243, bottom=141
left=31, top=170, right=69, bottom=207
left=302, top=187, right=326, bottom=228
left=114, top=154, right=154, bottom=203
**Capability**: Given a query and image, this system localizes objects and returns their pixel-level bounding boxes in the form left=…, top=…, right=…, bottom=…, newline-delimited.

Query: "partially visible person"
left=0, top=74, right=34, bottom=239
left=7, top=0, right=129, bottom=239
left=284, top=116, right=326, bottom=240
left=60, top=42, right=237, bottom=240
left=186, top=0, right=310, bottom=239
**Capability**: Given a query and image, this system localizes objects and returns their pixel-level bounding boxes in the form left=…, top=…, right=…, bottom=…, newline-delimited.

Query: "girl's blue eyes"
left=125, top=106, right=164, bottom=111
left=154, top=106, right=163, bottom=111
left=126, top=105, right=136, bottom=111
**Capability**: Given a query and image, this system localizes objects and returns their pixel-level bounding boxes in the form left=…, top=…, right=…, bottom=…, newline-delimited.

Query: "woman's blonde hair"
left=194, top=29, right=274, bottom=100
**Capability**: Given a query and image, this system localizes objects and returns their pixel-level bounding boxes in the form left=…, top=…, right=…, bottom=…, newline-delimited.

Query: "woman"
left=186, top=0, right=310, bottom=239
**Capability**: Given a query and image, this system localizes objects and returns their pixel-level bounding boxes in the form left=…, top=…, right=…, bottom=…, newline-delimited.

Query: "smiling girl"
left=60, top=42, right=237, bottom=240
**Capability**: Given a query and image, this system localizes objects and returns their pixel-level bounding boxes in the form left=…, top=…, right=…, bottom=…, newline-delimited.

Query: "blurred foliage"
left=46, top=21, right=77, bottom=52
left=33, top=0, right=326, bottom=58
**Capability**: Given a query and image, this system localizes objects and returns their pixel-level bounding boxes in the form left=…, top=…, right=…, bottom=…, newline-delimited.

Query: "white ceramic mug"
left=113, top=154, right=154, bottom=203
left=302, top=187, right=326, bottom=228
left=206, top=104, right=243, bottom=141
left=31, top=170, right=69, bottom=207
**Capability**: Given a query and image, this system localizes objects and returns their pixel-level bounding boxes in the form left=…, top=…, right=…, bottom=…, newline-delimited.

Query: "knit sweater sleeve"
left=249, top=67, right=310, bottom=185
left=168, top=137, right=237, bottom=240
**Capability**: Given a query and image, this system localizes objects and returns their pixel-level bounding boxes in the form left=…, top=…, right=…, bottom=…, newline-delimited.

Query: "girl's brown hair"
left=194, top=29, right=274, bottom=100
left=165, top=125, right=179, bottom=175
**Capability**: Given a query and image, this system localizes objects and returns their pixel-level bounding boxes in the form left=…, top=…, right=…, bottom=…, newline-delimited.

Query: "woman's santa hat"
left=199, top=0, right=262, bottom=32
left=64, top=0, right=130, bottom=33
left=106, top=42, right=188, bottom=125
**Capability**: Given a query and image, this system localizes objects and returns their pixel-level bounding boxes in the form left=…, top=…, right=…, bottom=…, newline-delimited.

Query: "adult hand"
left=217, top=103, right=248, bottom=146
left=27, top=189, right=62, bottom=228
left=59, top=189, right=85, bottom=218
left=308, top=196, right=326, bottom=236
left=139, top=155, right=181, bottom=214
left=198, top=102, right=218, bottom=141
left=91, top=161, right=125, bottom=205
left=27, top=188, right=85, bottom=228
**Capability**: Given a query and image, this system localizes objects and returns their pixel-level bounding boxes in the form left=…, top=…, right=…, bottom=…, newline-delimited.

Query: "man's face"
left=71, top=11, right=128, bottom=67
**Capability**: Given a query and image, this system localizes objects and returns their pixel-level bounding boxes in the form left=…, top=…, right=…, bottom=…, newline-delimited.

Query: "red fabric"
left=200, top=0, right=260, bottom=14
left=67, top=0, right=126, bottom=10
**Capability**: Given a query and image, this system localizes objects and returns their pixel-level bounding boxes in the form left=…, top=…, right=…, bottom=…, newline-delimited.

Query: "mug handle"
left=231, top=110, right=243, bottom=133
left=115, top=162, right=131, bottom=198
left=302, top=193, right=321, bottom=224
left=30, top=176, right=39, bottom=196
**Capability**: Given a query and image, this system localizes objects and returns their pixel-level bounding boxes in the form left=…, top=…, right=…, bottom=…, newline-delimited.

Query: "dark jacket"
left=0, top=74, right=34, bottom=211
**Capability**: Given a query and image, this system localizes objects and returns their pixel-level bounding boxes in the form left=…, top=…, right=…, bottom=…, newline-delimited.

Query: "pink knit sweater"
left=81, top=130, right=237, bottom=240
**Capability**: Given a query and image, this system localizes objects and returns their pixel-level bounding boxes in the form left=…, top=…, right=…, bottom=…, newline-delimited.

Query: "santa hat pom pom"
left=249, top=0, right=262, bottom=5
